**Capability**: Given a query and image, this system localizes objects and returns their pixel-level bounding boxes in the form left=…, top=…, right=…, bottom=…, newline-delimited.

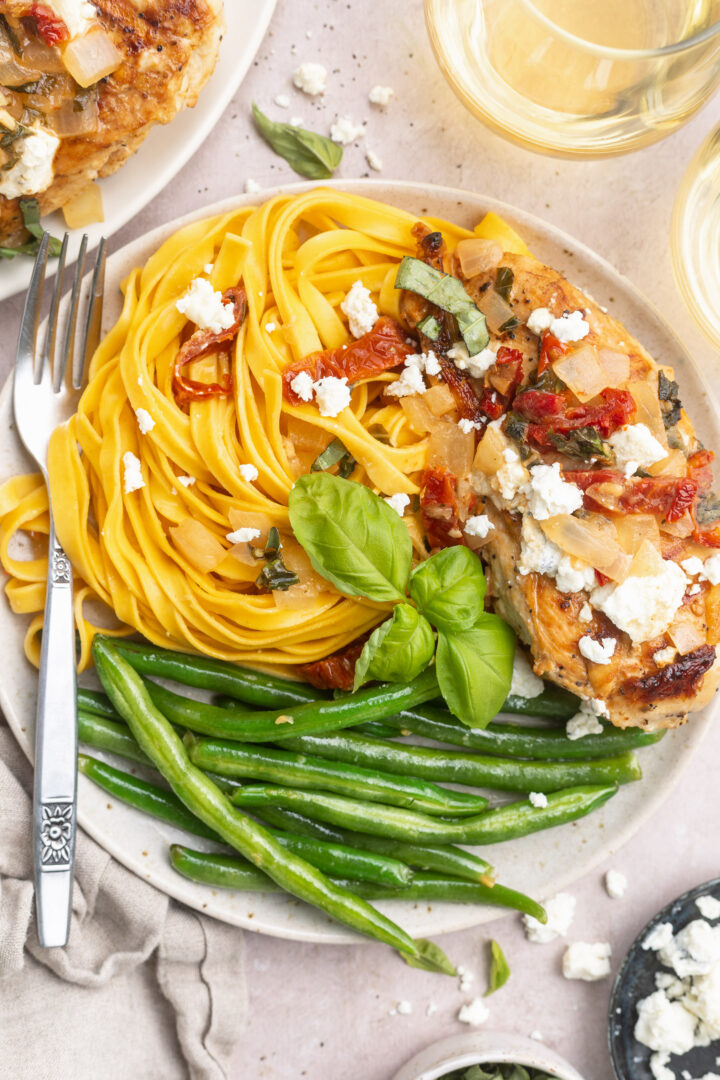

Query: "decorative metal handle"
left=33, top=517, right=77, bottom=948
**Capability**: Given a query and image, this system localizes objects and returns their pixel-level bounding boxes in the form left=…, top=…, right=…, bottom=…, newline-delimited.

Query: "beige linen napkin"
left=0, top=724, right=247, bottom=1080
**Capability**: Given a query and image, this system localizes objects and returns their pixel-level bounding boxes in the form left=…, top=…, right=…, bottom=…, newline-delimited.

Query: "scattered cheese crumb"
left=244, top=178, right=262, bottom=194
left=366, top=148, right=383, bottom=171
left=523, top=892, right=576, bottom=943
left=176, top=278, right=235, bottom=334
left=135, top=407, right=155, bottom=434
left=457, top=998, right=489, bottom=1026
left=458, top=418, right=483, bottom=433
left=293, top=62, right=327, bottom=95
left=290, top=371, right=315, bottom=402
left=529, top=791, right=548, bottom=809
left=530, top=1031, right=544, bottom=1042
left=330, top=115, right=365, bottom=144
left=609, top=424, right=666, bottom=474
left=264, top=321, right=277, bottom=333
left=578, top=635, right=617, bottom=665
left=523, top=463, right=584, bottom=520
left=426, top=1002, right=437, bottom=1017
left=566, top=700, right=607, bottom=739
left=289, top=116, right=303, bottom=127
left=579, top=601, right=593, bottom=622
left=527, top=307, right=590, bottom=342
left=510, top=649, right=544, bottom=699
left=457, top=965, right=475, bottom=992
left=654, top=646, right=677, bottom=667
left=368, top=84, right=394, bottom=106
left=385, top=493, right=410, bottom=517
left=591, top=561, right=688, bottom=644
left=273, top=93, right=290, bottom=108
left=239, top=464, right=259, bottom=483
left=689, top=584, right=702, bottom=596
left=605, top=869, right=627, bottom=899
left=386, top=364, right=426, bottom=398
left=314, top=376, right=351, bottom=417
left=396, top=1000, right=412, bottom=1015
left=177, top=475, right=196, bottom=488
left=405, top=350, right=442, bottom=376
left=448, top=340, right=497, bottom=378
left=122, top=452, right=144, bottom=494
left=341, top=280, right=378, bottom=338
left=464, top=514, right=494, bottom=539
left=682, top=556, right=704, bottom=577
left=203, top=263, right=214, bottom=274
left=226, top=527, right=261, bottom=544
left=562, top=941, right=612, bottom=981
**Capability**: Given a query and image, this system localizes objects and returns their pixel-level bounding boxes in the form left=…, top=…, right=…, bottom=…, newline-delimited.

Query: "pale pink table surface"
left=1, top=3, right=720, bottom=1078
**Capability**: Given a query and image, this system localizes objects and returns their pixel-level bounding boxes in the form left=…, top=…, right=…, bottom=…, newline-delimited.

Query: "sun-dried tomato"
left=30, top=3, right=69, bottom=44
left=565, top=469, right=699, bottom=521
left=300, top=637, right=368, bottom=691
left=537, top=332, right=569, bottom=375
left=420, top=466, right=464, bottom=550
left=282, top=317, right=414, bottom=404
left=688, top=449, right=715, bottom=493
left=514, top=387, right=635, bottom=450
left=513, top=389, right=565, bottom=422
left=172, top=286, right=246, bottom=406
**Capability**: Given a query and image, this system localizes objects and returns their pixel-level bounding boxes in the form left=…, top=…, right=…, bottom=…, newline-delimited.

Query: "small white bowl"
left=391, top=1032, right=586, bottom=1080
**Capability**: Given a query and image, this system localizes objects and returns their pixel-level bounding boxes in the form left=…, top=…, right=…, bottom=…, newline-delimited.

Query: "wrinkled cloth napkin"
left=0, top=723, right=247, bottom=1080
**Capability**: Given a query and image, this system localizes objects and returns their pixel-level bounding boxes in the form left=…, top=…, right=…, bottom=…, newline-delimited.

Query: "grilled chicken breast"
left=0, top=0, right=223, bottom=244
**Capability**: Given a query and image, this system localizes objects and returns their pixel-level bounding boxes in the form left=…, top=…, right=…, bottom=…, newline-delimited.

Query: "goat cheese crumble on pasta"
left=341, top=281, right=379, bottom=338
left=226, top=527, right=261, bottom=544
left=384, top=493, right=410, bottom=517
left=176, top=278, right=235, bottom=335
left=238, top=464, right=259, bottom=483
left=134, top=408, right=155, bottom=434
left=122, top=452, right=144, bottom=494
left=313, top=376, right=351, bottom=417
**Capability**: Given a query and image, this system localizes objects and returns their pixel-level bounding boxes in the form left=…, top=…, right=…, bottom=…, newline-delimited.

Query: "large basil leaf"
left=436, top=615, right=515, bottom=728
left=288, top=473, right=412, bottom=603
left=252, top=104, right=343, bottom=180
left=354, top=604, right=435, bottom=690
left=409, top=545, right=486, bottom=632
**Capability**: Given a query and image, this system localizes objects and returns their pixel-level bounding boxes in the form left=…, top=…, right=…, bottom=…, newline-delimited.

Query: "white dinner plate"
left=1, top=180, right=718, bottom=945
left=0, top=0, right=278, bottom=302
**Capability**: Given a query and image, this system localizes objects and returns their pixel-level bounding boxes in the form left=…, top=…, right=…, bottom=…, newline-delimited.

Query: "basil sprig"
left=485, top=939, right=510, bottom=996
left=252, top=104, right=343, bottom=180
left=288, top=474, right=515, bottom=728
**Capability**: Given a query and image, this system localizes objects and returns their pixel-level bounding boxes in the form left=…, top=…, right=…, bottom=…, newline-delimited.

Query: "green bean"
left=92, top=639, right=431, bottom=963
left=169, top=846, right=546, bottom=922
left=276, top=732, right=641, bottom=793
left=96, top=635, right=325, bottom=707
left=386, top=706, right=664, bottom=760
left=78, top=687, right=121, bottom=719
left=78, top=710, right=152, bottom=767
left=229, top=783, right=617, bottom=844
left=252, top=805, right=349, bottom=843
left=501, top=688, right=580, bottom=720
left=184, top=734, right=489, bottom=815
left=142, top=668, right=440, bottom=742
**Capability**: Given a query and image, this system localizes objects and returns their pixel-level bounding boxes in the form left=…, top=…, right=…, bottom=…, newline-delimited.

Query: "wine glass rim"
left=520, top=0, right=720, bottom=58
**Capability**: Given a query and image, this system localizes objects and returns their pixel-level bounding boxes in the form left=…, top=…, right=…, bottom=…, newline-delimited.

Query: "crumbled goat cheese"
left=493, top=445, right=529, bottom=505
left=510, top=649, right=544, bottom=699
left=51, top=0, right=96, bottom=37
left=203, top=263, right=214, bottom=275
left=649, top=1054, right=675, bottom=1080
left=290, top=371, right=315, bottom=402
left=566, top=699, right=607, bottom=739
left=591, top=561, right=688, bottom=644
left=703, top=554, right=720, bottom=586
left=523, top=463, right=584, bottom=520
left=314, top=376, right=351, bottom=417
left=239, top=464, right=259, bottom=483
left=682, top=556, right=704, bottom=577
left=226, top=527, right=261, bottom=544
left=608, top=423, right=666, bottom=475
left=526, top=307, right=590, bottom=342
left=177, top=476, right=195, bottom=488
left=123, top=452, right=145, bottom=494
left=698, top=897, right=720, bottom=921
left=405, top=350, right=442, bottom=377
left=368, top=84, right=394, bottom=105
left=579, top=601, right=593, bottom=622
left=341, top=280, right=378, bottom=338
left=457, top=999, right=489, bottom=1026
left=526, top=308, right=554, bottom=335
left=605, top=869, right=627, bottom=899
left=654, top=646, right=677, bottom=667
left=293, top=62, right=327, bottom=95
left=523, top=892, right=576, bottom=943
left=244, top=178, right=262, bottom=194
left=518, top=518, right=595, bottom=594
left=289, top=116, right=304, bottom=127
left=135, top=408, right=155, bottom=435
left=426, top=1002, right=437, bottom=1016
left=458, top=418, right=483, bottom=433
left=448, top=340, right=498, bottom=378
left=562, top=941, right=612, bottom=981
left=0, top=125, right=60, bottom=200
left=386, top=365, right=426, bottom=398
left=464, top=514, right=494, bottom=539
left=635, top=990, right=697, bottom=1055
left=645, top=924, right=676, bottom=953
left=396, top=1000, right=412, bottom=1015
left=689, top=584, right=702, bottom=596
left=264, top=321, right=277, bottom=333
left=330, top=116, right=365, bottom=144
left=366, top=148, right=383, bottom=171
left=457, top=966, right=474, bottom=992
left=176, top=278, right=236, bottom=334
left=530, top=1031, right=544, bottom=1042
left=579, top=635, right=617, bottom=665
left=273, top=93, right=290, bottom=108
left=385, top=493, right=410, bottom=517
left=529, top=791, right=548, bottom=808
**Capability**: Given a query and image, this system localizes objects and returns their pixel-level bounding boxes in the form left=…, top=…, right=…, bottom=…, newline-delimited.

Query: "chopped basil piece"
left=252, top=104, right=343, bottom=180
left=0, top=198, right=63, bottom=261
left=499, top=315, right=521, bottom=333
left=494, top=266, right=514, bottom=302
left=256, top=557, right=299, bottom=592
left=549, top=426, right=613, bottom=462
left=311, top=437, right=356, bottom=478
left=658, top=370, right=683, bottom=429
left=485, top=939, right=510, bottom=995
left=697, top=491, right=720, bottom=525
left=394, top=256, right=489, bottom=355
left=417, top=313, right=441, bottom=341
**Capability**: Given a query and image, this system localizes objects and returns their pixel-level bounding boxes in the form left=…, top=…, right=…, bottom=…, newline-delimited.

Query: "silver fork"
left=14, top=231, right=106, bottom=948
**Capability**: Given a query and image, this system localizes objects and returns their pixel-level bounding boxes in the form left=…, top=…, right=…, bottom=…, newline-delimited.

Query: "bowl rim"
left=390, top=1031, right=586, bottom=1080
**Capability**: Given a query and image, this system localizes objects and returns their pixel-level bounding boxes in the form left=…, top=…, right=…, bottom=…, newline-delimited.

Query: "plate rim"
left=1, top=177, right=717, bottom=944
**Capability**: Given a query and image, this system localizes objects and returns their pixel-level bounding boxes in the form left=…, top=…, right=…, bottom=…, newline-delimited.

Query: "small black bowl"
left=608, top=876, right=720, bottom=1080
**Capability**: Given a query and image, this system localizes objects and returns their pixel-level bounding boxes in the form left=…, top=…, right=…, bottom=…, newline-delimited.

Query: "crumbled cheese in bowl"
left=0, top=125, right=60, bottom=200
left=562, top=941, right=612, bottom=981
left=293, top=62, right=327, bottom=95
left=340, top=281, right=378, bottom=338
left=176, top=279, right=235, bottom=334
left=591, top=560, right=688, bottom=644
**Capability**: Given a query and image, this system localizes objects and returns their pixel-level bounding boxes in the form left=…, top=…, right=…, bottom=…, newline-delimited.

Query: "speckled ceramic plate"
left=1, top=181, right=719, bottom=944
left=0, top=0, right=278, bottom=302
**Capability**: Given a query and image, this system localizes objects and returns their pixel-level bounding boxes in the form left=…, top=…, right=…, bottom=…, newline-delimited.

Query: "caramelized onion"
left=613, top=514, right=661, bottom=555
left=472, top=421, right=508, bottom=475
left=668, top=610, right=707, bottom=655
left=428, top=420, right=474, bottom=477
left=475, top=288, right=515, bottom=334
left=62, top=27, right=122, bottom=88
left=540, top=513, right=630, bottom=579
left=455, top=238, right=503, bottom=278
left=647, top=449, right=687, bottom=478
left=628, top=378, right=668, bottom=447
left=53, top=93, right=99, bottom=136
left=552, top=344, right=607, bottom=403
left=169, top=519, right=226, bottom=573
left=424, top=383, right=456, bottom=417
left=62, top=181, right=104, bottom=229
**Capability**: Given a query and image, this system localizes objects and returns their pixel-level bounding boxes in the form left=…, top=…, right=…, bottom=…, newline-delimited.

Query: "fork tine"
left=74, top=237, right=106, bottom=390
left=39, top=233, right=69, bottom=388
left=55, top=233, right=88, bottom=394
left=16, top=233, right=49, bottom=385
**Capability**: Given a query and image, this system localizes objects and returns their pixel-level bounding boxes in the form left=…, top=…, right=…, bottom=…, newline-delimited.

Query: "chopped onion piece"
left=475, top=288, right=515, bottom=334
left=455, top=237, right=503, bottom=278
left=627, top=538, right=665, bottom=579
left=169, top=519, right=226, bottom=573
left=400, top=394, right=434, bottom=434
left=647, top=448, right=687, bottom=477
left=628, top=379, right=668, bottom=447
left=659, top=514, right=694, bottom=538
left=62, top=27, right=122, bottom=88
left=552, top=344, right=607, bottom=403
left=613, top=514, right=661, bottom=555
left=62, top=181, right=103, bottom=229
left=428, top=420, right=474, bottom=477
left=668, top=610, right=706, bottom=654
left=53, top=94, right=99, bottom=136
left=540, top=513, right=630, bottom=579
left=424, top=383, right=456, bottom=417
left=473, top=422, right=508, bottom=475
left=597, top=348, right=630, bottom=388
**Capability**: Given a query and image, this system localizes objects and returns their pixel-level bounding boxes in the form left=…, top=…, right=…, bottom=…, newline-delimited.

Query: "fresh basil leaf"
left=485, top=939, right=510, bottom=996
left=255, top=556, right=299, bottom=591
left=436, top=614, right=515, bottom=728
left=417, top=313, right=441, bottom=341
left=400, top=937, right=456, bottom=976
left=409, top=546, right=487, bottom=632
left=494, top=266, right=514, bottom=302
left=394, top=256, right=489, bottom=355
left=311, top=437, right=356, bottom=479
left=353, top=604, right=435, bottom=690
left=252, top=104, right=343, bottom=180
left=288, top=473, right=411, bottom=603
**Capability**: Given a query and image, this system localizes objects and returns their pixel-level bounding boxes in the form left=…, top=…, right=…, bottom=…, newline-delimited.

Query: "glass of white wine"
left=672, top=126, right=720, bottom=348
left=425, top=0, right=720, bottom=157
